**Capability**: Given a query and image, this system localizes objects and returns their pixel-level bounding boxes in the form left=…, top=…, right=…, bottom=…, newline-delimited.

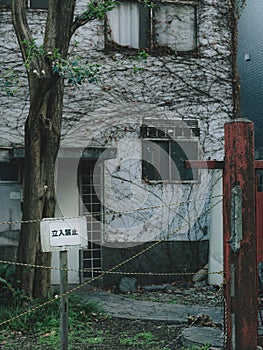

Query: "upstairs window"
left=30, top=0, right=48, bottom=9
left=107, top=2, right=150, bottom=49
left=154, top=4, right=197, bottom=52
left=0, top=0, right=11, bottom=5
left=0, top=0, right=48, bottom=9
left=106, top=1, right=197, bottom=52
left=141, top=124, right=199, bottom=183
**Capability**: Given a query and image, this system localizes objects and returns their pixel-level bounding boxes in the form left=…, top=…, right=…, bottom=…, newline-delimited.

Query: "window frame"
left=0, top=0, right=11, bottom=5
left=30, top=0, right=48, bottom=9
left=0, top=0, right=48, bottom=9
left=105, top=0, right=151, bottom=50
left=153, top=2, right=198, bottom=53
left=141, top=125, right=200, bottom=184
left=106, top=0, right=199, bottom=54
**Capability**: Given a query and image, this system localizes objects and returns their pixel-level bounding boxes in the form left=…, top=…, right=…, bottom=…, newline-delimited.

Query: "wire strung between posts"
left=0, top=199, right=223, bottom=275
left=0, top=240, right=165, bottom=327
left=0, top=197, right=224, bottom=328
left=0, top=257, right=224, bottom=278
left=0, top=194, right=223, bottom=226
left=0, top=196, right=225, bottom=274
left=0, top=277, right=226, bottom=348
left=0, top=196, right=223, bottom=268
left=0, top=260, right=224, bottom=330
left=0, top=197, right=223, bottom=247
left=0, top=232, right=223, bottom=330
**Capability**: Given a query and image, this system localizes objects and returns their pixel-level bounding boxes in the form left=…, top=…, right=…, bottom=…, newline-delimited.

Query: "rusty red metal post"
left=185, top=119, right=259, bottom=348
left=224, top=119, right=257, bottom=349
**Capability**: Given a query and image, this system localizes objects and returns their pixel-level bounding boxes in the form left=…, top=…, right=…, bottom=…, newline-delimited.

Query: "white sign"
left=40, top=217, right=88, bottom=252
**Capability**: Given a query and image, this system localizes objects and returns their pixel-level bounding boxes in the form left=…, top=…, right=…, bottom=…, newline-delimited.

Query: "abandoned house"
left=0, top=0, right=234, bottom=286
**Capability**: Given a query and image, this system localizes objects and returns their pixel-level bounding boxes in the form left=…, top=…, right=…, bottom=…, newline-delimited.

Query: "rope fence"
left=0, top=198, right=224, bottom=277
left=0, top=258, right=224, bottom=277
left=0, top=243, right=226, bottom=349
left=0, top=194, right=226, bottom=348
left=0, top=229, right=225, bottom=331
left=0, top=264, right=225, bottom=327
left=0, top=194, right=223, bottom=226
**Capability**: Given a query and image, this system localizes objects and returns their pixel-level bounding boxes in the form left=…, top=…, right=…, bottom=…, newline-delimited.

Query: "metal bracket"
left=229, top=185, right=243, bottom=253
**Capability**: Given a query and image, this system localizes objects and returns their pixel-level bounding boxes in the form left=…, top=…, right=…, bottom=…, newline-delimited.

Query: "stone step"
left=181, top=326, right=224, bottom=349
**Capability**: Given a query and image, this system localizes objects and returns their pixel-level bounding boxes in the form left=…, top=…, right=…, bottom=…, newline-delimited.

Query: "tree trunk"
left=11, top=0, right=111, bottom=298
left=15, top=77, right=64, bottom=298
left=12, top=0, right=76, bottom=298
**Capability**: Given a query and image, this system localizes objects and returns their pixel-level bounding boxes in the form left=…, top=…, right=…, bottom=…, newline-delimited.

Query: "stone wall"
left=101, top=240, right=209, bottom=286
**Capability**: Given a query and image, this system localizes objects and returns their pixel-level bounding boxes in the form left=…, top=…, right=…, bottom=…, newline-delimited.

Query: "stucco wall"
left=0, top=0, right=233, bottom=150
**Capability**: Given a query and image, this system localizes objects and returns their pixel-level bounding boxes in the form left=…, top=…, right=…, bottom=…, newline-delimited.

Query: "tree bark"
left=15, top=77, right=64, bottom=298
left=12, top=0, right=113, bottom=298
left=12, top=0, right=76, bottom=298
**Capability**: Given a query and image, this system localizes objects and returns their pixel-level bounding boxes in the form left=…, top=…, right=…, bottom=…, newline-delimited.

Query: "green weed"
left=0, top=264, right=28, bottom=306
left=0, top=294, right=103, bottom=349
left=181, top=344, right=210, bottom=350
left=119, top=331, right=162, bottom=347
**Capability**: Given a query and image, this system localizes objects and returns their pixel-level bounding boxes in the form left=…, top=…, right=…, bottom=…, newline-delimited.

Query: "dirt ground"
left=0, top=317, right=185, bottom=350
left=0, top=283, right=222, bottom=349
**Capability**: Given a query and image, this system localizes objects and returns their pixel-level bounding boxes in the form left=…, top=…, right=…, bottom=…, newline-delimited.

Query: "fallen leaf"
left=41, top=331, right=56, bottom=337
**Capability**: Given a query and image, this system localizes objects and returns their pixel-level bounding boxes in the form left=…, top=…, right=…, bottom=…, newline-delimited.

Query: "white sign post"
left=40, top=217, right=88, bottom=350
left=40, top=217, right=87, bottom=252
left=60, top=249, right=68, bottom=350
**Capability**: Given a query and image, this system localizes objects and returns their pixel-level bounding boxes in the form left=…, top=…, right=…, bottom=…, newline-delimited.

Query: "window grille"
left=79, top=161, right=102, bottom=280
left=141, top=124, right=199, bottom=183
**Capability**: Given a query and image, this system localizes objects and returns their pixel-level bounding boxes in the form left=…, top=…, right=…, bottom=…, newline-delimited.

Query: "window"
left=0, top=0, right=48, bottom=9
left=141, top=125, right=199, bottom=183
left=107, top=2, right=150, bottom=49
left=0, top=162, right=20, bottom=183
left=30, top=0, right=48, bottom=9
left=154, top=4, right=197, bottom=52
left=0, top=0, right=11, bottom=5
left=107, top=1, right=197, bottom=52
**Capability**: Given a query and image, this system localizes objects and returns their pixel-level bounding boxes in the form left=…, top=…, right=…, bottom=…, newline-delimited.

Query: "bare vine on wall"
left=0, top=0, right=237, bottom=294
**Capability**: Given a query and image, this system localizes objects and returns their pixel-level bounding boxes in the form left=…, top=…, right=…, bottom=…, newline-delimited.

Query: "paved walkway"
left=78, top=289, right=224, bottom=348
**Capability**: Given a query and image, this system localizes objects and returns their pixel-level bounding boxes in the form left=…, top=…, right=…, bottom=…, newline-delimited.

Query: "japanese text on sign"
left=40, top=217, right=87, bottom=251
